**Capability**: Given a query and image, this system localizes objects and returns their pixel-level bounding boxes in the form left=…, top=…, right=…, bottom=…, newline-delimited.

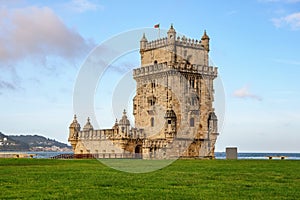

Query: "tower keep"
left=133, top=25, right=218, bottom=158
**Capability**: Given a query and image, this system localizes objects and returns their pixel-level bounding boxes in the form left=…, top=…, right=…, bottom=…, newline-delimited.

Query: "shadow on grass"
left=97, top=158, right=177, bottom=173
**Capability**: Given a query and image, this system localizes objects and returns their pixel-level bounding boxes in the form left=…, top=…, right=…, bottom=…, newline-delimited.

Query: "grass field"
left=0, top=159, right=299, bottom=199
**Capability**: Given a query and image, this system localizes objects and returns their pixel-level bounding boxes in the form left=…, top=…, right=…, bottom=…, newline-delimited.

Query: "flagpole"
left=154, top=23, right=160, bottom=38
left=158, top=27, right=160, bottom=38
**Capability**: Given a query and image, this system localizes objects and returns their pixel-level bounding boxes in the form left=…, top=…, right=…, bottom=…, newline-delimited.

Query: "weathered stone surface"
left=68, top=25, right=219, bottom=159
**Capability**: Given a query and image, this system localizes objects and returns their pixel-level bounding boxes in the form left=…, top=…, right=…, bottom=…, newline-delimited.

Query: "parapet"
left=133, top=62, right=217, bottom=78
left=142, top=36, right=205, bottom=51
left=175, top=36, right=204, bottom=49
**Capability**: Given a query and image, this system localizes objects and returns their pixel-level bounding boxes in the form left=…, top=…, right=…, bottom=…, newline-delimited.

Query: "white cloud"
left=226, top=10, right=238, bottom=16
left=259, top=0, right=300, bottom=3
left=0, top=6, right=94, bottom=65
left=273, top=58, right=300, bottom=66
left=272, top=12, right=300, bottom=30
left=66, top=0, right=103, bottom=13
left=0, top=80, right=16, bottom=90
left=233, top=86, right=262, bottom=101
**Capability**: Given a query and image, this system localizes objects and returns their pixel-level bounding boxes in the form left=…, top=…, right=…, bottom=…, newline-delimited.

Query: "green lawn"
left=0, top=159, right=299, bottom=199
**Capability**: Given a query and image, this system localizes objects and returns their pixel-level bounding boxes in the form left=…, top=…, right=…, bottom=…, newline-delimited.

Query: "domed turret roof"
left=112, top=118, right=119, bottom=129
left=201, top=30, right=210, bottom=40
left=83, top=117, right=93, bottom=131
left=167, top=24, right=176, bottom=34
left=140, top=33, right=148, bottom=42
left=69, top=115, right=81, bottom=129
left=119, top=109, right=130, bottom=126
left=209, top=112, right=217, bottom=120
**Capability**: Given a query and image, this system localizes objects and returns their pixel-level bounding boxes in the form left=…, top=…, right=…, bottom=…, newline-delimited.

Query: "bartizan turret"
left=201, top=30, right=210, bottom=52
left=68, top=115, right=81, bottom=151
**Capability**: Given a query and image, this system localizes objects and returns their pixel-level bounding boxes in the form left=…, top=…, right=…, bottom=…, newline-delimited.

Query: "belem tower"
left=68, top=25, right=219, bottom=159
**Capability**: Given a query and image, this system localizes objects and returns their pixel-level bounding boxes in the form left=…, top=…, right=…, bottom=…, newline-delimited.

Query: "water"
left=215, top=152, right=300, bottom=160
left=1, top=151, right=300, bottom=159
left=14, top=151, right=73, bottom=159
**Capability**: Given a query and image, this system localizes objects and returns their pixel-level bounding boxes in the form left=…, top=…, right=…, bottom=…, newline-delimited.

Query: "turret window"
left=191, top=96, right=199, bottom=106
left=148, top=96, right=156, bottom=106
left=151, top=117, right=154, bottom=127
left=151, top=81, right=155, bottom=88
left=168, top=119, right=172, bottom=124
left=149, top=99, right=155, bottom=106
left=190, top=118, right=195, bottom=127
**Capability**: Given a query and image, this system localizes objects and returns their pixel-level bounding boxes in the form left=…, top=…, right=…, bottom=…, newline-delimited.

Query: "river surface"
left=2, top=151, right=300, bottom=160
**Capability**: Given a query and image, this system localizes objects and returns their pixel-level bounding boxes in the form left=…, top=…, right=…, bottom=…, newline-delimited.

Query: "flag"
left=154, top=23, right=160, bottom=28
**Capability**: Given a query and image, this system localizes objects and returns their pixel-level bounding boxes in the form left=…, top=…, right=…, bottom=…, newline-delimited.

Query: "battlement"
left=133, top=62, right=217, bottom=78
left=144, top=37, right=168, bottom=50
left=175, top=36, right=204, bottom=49
left=143, top=36, right=204, bottom=51
left=77, top=128, right=145, bottom=140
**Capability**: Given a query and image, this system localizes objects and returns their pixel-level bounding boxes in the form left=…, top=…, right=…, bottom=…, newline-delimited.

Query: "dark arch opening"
left=190, top=117, right=195, bottom=127
left=135, top=145, right=142, bottom=159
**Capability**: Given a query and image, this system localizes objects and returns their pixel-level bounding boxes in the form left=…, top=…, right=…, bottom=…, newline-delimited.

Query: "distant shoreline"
left=1, top=151, right=300, bottom=160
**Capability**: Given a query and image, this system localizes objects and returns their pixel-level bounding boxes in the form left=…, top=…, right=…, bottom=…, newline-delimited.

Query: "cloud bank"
left=0, top=80, right=16, bottom=90
left=272, top=12, right=300, bottom=30
left=233, top=86, right=262, bottom=101
left=0, top=6, right=94, bottom=65
left=66, top=0, right=103, bottom=13
left=260, top=0, right=300, bottom=3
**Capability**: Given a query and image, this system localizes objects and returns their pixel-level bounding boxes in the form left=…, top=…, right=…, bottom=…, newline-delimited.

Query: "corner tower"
left=68, top=115, right=80, bottom=151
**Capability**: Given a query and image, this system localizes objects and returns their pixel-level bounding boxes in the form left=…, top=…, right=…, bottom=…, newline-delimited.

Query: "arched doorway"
left=135, top=145, right=142, bottom=159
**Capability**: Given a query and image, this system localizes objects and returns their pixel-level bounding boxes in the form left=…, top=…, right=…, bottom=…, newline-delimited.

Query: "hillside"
left=0, top=132, right=29, bottom=151
left=0, top=132, right=71, bottom=152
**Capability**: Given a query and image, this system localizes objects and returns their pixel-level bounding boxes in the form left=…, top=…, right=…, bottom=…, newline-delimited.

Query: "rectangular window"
left=151, top=117, right=154, bottom=127
left=190, top=118, right=195, bottom=127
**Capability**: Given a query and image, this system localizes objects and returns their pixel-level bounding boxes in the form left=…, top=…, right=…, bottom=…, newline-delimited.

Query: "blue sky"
left=0, top=0, right=299, bottom=152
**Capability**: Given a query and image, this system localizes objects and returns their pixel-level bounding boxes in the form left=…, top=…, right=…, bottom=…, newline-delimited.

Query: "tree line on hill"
left=0, top=132, right=71, bottom=151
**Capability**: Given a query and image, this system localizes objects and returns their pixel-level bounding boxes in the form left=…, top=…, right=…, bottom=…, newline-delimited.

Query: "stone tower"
left=133, top=25, right=218, bottom=158
left=68, top=24, right=219, bottom=159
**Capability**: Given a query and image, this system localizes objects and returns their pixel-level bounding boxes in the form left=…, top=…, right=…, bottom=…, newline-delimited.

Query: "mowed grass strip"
left=0, top=159, right=299, bottom=199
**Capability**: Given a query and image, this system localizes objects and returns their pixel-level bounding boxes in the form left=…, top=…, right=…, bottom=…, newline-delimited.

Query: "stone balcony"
left=133, top=62, right=217, bottom=78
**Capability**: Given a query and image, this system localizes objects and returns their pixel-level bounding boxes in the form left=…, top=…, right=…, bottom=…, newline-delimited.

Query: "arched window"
left=151, top=81, right=155, bottom=88
left=190, top=118, right=194, bottom=127
left=151, top=117, right=154, bottom=127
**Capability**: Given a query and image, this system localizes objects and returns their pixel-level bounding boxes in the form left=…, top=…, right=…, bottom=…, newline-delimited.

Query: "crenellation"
left=143, top=34, right=204, bottom=52
left=144, top=37, right=168, bottom=50
left=133, top=63, right=217, bottom=78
